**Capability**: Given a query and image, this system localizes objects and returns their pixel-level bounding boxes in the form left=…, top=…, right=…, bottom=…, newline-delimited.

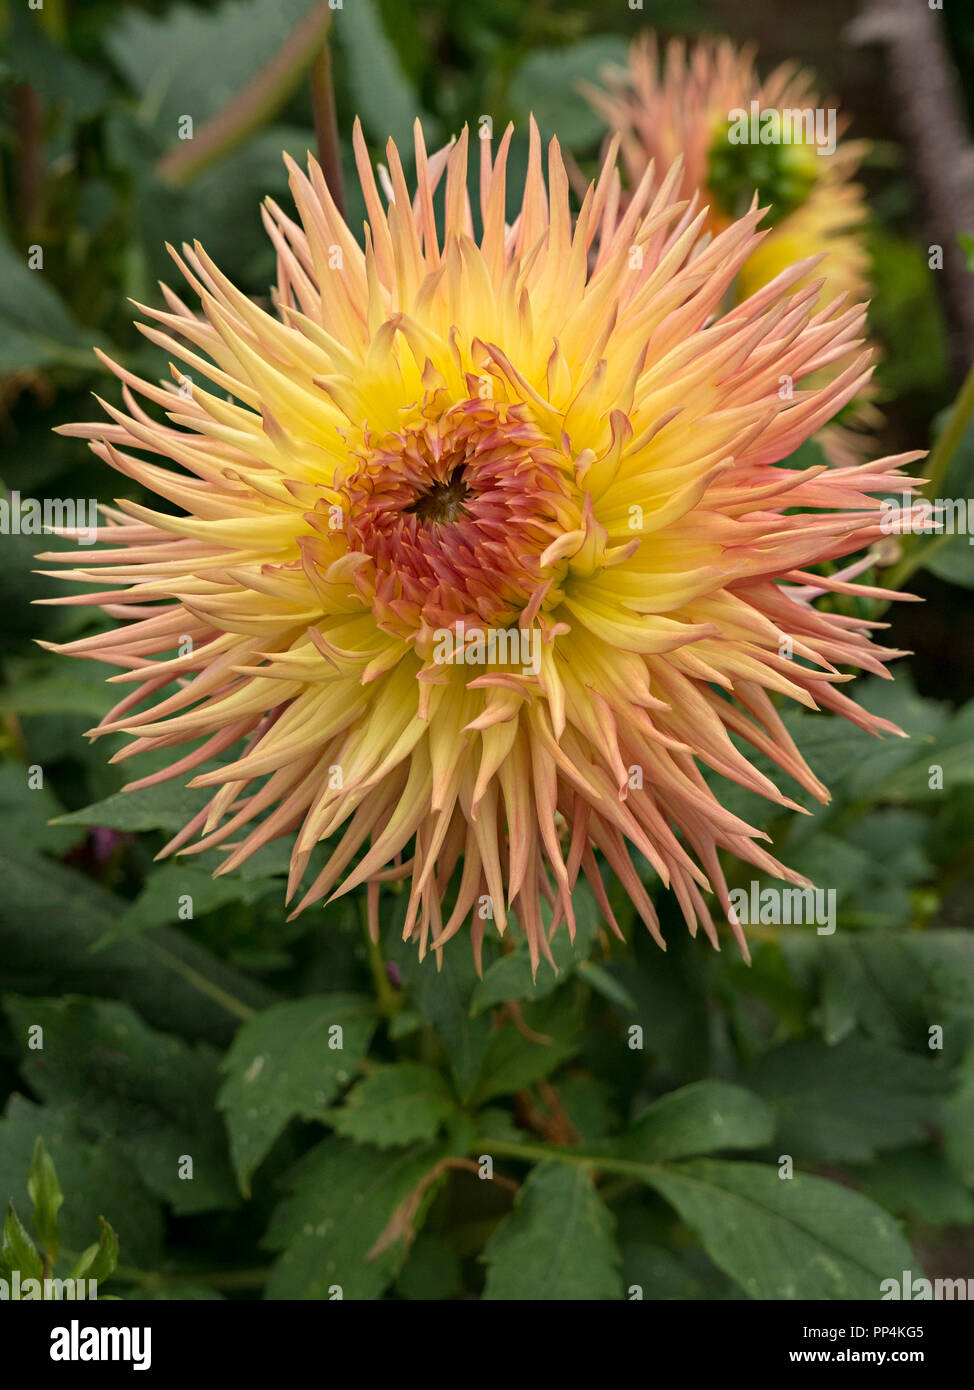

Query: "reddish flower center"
left=340, top=398, right=579, bottom=637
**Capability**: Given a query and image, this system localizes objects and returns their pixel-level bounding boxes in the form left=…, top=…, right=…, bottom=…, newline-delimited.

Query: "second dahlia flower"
left=583, top=34, right=880, bottom=464
left=45, top=118, right=920, bottom=972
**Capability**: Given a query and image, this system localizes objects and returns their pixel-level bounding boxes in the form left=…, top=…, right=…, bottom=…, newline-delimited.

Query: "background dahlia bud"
left=44, top=116, right=921, bottom=974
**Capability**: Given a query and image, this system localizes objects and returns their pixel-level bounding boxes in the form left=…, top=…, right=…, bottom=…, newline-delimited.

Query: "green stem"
left=883, top=357, right=974, bottom=593
left=472, top=1136, right=662, bottom=1180
left=359, top=896, right=400, bottom=1020
left=114, top=1263, right=269, bottom=1291
left=140, top=940, right=256, bottom=1023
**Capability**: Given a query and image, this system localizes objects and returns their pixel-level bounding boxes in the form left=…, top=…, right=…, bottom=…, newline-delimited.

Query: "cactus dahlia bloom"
left=583, top=34, right=880, bottom=464
left=44, top=118, right=921, bottom=973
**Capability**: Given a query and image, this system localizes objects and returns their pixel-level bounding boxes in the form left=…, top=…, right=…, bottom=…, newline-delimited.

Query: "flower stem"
left=359, top=896, right=400, bottom=1019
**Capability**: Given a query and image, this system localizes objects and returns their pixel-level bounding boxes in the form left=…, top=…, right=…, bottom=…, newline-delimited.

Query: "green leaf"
left=106, top=0, right=320, bottom=146
left=1, top=1201, right=44, bottom=1283
left=868, top=227, right=949, bottom=395
left=329, top=1063, right=457, bottom=1147
left=747, top=1037, right=952, bottom=1163
left=857, top=1146, right=974, bottom=1226
left=644, top=1160, right=915, bottom=1300
left=0, top=235, right=104, bottom=373
left=509, top=38, right=630, bottom=148
left=870, top=698, right=974, bottom=799
left=943, top=1038, right=974, bottom=1184
left=263, top=1137, right=446, bottom=1300
left=0, top=848, right=275, bottom=1045
left=0, top=666, right=115, bottom=719
left=97, top=862, right=280, bottom=949
left=611, top=1081, right=775, bottom=1163
left=469, top=989, right=581, bottom=1105
left=53, top=778, right=212, bottom=833
left=218, top=994, right=376, bottom=1192
left=0, top=1096, right=162, bottom=1266
left=332, top=0, right=431, bottom=150
left=4, top=996, right=237, bottom=1215
left=782, top=929, right=974, bottom=1047
left=69, top=1217, right=120, bottom=1286
left=0, top=764, right=83, bottom=857
left=608, top=929, right=712, bottom=1080
left=395, top=1233, right=462, bottom=1300
left=27, top=1137, right=63, bottom=1265
left=556, top=1075, right=618, bottom=1143
left=6, top=8, right=112, bottom=122
left=482, top=1163, right=623, bottom=1300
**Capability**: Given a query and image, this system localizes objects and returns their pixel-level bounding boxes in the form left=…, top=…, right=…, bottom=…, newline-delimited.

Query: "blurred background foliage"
left=0, top=0, right=973, bottom=1300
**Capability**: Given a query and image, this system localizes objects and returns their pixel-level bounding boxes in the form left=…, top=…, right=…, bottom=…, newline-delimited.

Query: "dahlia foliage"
left=46, top=117, right=922, bottom=972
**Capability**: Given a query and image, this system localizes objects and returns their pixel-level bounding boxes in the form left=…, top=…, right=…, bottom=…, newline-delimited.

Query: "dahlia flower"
left=583, top=34, right=879, bottom=463
left=44, top=118, right=922, bottom=973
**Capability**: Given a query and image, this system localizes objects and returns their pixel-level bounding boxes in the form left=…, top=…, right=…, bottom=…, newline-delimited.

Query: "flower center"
left=707, top=116, right=820, bottom=223
left=403, top=465, right=471, bottom=525
left=335, top=398, right=580, bottom=639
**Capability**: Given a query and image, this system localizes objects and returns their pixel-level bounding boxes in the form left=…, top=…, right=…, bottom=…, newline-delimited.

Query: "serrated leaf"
left=4, top=996, right=236, bottom=1215
left=263, top=1138, right=446, bottom=1299
left=27, top=1137, right=63, bottom=1264
left=218, top=994, right=376, bottom=1192
left=611, top=1081, right=775, bottom=1163
left=482, top=1163, right=622, bottom=1300
left=746, top=1037, right=952, bottom=1163
left=782, top=929, right=974, bottom=1048
left=644, top=1159, right=915, bottom=1300
left=329, top=1063, right=456, bottom=1147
